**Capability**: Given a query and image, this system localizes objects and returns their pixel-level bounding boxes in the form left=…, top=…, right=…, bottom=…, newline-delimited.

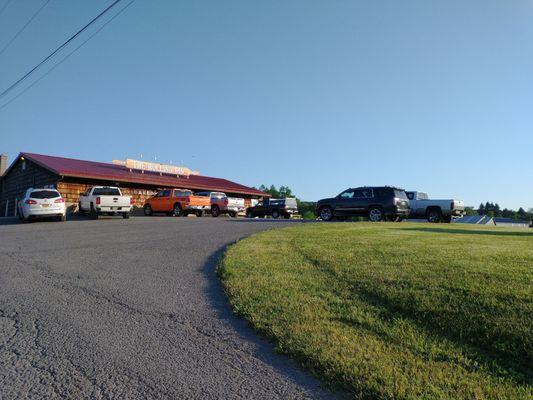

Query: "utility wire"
left=0, top=0, right=13, bottom=18
left=0, top=0, right=51, bottom=57
left=0, top=0, right=135, bottom=111
left=0, top=0, right=123, bottom=101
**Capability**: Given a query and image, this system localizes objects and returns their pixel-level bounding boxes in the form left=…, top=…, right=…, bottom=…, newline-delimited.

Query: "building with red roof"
left=0, top=152, right=267, bottom=216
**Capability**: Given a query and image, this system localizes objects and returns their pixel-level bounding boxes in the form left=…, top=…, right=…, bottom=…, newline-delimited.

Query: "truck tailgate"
left=188, top=196, right=211, bottom=207
left=98, top=195, right=131, bottom=207
left=228, top=197, right=245, bottom=208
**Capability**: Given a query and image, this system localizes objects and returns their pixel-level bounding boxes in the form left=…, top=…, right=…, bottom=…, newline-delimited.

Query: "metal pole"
left=14, top=198, right=17, bottom=217
left=5, top=199, right=8, bottom=217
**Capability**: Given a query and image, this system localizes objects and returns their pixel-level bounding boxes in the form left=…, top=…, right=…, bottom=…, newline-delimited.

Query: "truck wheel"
left=246, top=209, right=253, bottom=218
left=443, top=215, right=452, bottom=223
left=368, top=207, right=383, bottom=222
left=122, top=212, right=130, bottom=219
left=90, top=204, right=98, bottom=220
left=229, top=211, right=237, bottom=218
left=172, top=203, right=182, bottom=217
left=78, top=202, right=85, bottom=215
left=211, top=205, right=220, bottom=217
left=196, top=210, right=204, bottom=217
left=319, top=206, right=334, bottom=221
left=427, top=208, right=442, bottom=223
left=144, top=204, right=153, bottom=216
left=271, top=210, right=280, bottom=219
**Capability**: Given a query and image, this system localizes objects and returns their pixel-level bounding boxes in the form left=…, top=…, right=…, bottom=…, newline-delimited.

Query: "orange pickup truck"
left=143, top=188, right=211, bottom=217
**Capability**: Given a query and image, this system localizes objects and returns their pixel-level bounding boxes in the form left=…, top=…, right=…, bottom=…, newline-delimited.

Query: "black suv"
left=315, top=186, right=410, bottom=222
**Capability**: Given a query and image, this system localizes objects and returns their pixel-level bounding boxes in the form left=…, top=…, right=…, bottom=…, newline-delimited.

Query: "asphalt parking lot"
left=0, top=216, right=339, bottom=400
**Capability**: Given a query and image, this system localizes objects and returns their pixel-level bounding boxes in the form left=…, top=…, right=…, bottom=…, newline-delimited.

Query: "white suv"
left=18, top=188, right=66, bottom=222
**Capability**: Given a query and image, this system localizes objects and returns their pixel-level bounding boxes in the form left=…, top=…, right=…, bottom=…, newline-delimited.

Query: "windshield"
left=93, top=188, right=121, bottom=196
left=30, top=190, right=60, bottom=199
left=394, top=190, right=408, bottom=200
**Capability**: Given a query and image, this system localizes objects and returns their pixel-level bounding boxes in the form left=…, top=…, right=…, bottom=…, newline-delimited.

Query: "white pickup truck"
left=406, top=191, right=465, bottom=223
left=79, top=186, right=133, bottom=219
left=195, top=191, right=246, bottom=217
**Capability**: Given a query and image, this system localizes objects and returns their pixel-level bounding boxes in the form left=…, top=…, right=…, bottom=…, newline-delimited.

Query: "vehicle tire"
left=246, top=209, right=253, bottom=218
left=443, top=215, right=452, bottom=223
left=211, top=205, right=220, bottom=217
left=144, top=204, right=153, bottom=216
left=427, top=208, right=442, bottom=223
left=172, top=203, right=182, bottom=217
left=368, top=207, right=384, bottom=222
left=78, top=202, right=85, bottom=215
left=318, top=206, right=334, bottom=222
left=271, top=210, right=280, bottom=219
left=122, top=212, right=130, bottom=219
left=60, top=215, right=67, bottom=222
left=229, top=211, right=237, bottom=218
left=196, top=210, right=204, bottom=217
left=90, top=204, right=98, bottom=220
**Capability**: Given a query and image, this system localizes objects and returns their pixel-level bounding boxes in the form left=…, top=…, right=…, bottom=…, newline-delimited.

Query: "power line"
left=0, top=0, right=51, bottom=57
left=0, top=0, right=135, bottom=112
left=0, top=0, right=13, bottom=18
left=0, top=0, right=123, bottom=101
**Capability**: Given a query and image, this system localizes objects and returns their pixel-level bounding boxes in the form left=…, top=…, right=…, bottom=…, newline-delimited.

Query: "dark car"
left=246, top=198, right=298, bottom=219
left=315, top=186, right=410, bottom=222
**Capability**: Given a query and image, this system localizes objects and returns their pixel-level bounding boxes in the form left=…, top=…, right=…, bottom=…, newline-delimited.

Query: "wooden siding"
left=0, top=158, right=58, bottom=216
left=57, top=180, right=159, bottom=213
left=57, top=179, right=260, bottom=214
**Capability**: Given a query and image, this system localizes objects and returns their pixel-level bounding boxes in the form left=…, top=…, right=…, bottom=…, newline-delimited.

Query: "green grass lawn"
left=218, top=223, right=533, bottom=399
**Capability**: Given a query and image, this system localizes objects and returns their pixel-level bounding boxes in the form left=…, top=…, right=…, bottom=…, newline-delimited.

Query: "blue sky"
left=1, top=0, right=532, bottom=209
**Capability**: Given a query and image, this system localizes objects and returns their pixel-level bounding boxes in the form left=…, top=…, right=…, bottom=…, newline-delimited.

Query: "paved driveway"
left=0, top=217, right=339, bottom=399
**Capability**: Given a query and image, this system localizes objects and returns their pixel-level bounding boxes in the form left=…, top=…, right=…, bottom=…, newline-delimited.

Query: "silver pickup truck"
left=406, top=191, right=465, bottom=223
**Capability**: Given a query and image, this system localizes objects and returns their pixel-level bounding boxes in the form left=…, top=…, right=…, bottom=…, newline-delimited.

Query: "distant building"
left=0, top=152, right=267, bottom=216
left=492, top=218, right=530, bottom=228
left=454, top=215, right=530, bottom=228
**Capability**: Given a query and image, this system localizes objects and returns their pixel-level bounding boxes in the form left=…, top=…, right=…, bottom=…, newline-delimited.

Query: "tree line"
left=470, top=202, right=533, bottom=221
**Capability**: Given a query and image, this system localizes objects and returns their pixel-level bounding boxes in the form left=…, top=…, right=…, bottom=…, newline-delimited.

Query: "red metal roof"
left=20, top=152, right=268, bottom=197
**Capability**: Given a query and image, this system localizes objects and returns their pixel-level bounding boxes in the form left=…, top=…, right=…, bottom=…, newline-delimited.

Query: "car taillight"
left=96, top=197, right=101, bottom=205
left=55, top=198, right=64, bottom=203
left=25, top=199, right=37, bottom=204
left=130, top=197, right=134, bottom=205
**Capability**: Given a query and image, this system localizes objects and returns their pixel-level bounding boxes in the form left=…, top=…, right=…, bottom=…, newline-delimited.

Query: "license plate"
left=42, top=204, right=50, bottom=207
